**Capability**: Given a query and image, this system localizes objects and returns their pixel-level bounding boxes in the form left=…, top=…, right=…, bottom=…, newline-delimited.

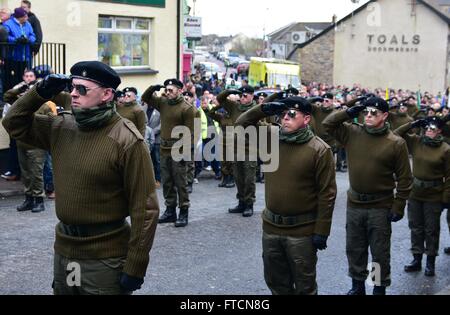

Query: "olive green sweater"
left=394, top=122, right=450, bottom=203
left=388, top=112, right=413, bottom=131
left=141, top=89, right=197, bottom=156
left=310, top=104, right=337, bottom=148
left=2, top=87, right=160, bottom=278
left=236, top=105, right=337, bottom=237
left=323, top=110, right=412, bottom=215
left=116, top=101, right=148, bottom=137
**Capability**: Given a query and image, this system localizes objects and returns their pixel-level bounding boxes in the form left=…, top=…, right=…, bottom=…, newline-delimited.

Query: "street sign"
left=184, top=16, right=202, bottom=40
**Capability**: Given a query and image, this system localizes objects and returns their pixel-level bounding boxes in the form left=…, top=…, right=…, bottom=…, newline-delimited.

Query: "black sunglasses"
left=362, top=108, right=380, bottom=116
left=70, top=84, right=102, bottom=96
left=280, top=109, right=299, bottom=119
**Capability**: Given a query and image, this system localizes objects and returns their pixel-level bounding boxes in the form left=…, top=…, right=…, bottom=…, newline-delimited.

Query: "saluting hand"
left=261, top=102, right=288, bottom=116
left=36, top=74, right=71, bottom=99
left=346, top=104, right=366, bottom=118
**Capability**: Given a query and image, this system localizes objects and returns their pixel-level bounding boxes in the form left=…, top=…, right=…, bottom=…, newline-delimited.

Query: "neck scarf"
left=72, top=102, right=116, bottom=131
left=280, top=125, right=314, bottom=144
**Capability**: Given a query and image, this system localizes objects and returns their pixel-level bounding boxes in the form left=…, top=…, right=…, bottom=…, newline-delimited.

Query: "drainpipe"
left=177, top=0, right=181, bottom=79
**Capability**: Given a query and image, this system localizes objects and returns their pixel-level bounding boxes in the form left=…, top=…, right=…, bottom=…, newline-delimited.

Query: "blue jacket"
left=3, top=18, right=36, bottom=61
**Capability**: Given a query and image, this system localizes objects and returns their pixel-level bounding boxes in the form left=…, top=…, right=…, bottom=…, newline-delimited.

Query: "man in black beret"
left=2, top=60, right=160, bottom=295
left=116, top=86, right=147, bottom=137
left=216, top=85, right=258, bottom=217
left=323, top=96, right=412, bottom=295
left=142, top=78, right=198, bottom=228
left=235, top=96, right=336, bottom=295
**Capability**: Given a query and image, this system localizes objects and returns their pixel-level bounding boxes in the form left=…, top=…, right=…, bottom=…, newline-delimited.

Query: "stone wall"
left=290, top=30, right=335, bottom=85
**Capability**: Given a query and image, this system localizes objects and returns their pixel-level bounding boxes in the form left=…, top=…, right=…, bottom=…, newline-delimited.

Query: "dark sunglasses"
left=425, top=124, right=438, bottom=131
left=240, top=93, right=250, bottom=98
left=70, top=84, right=102, bottom=96
left=362, top=108, right=380, bottom=116
left=280, top=109, right=299, bottom=119
left=165, top=88, right=175, bottom=93
left=124, top=93, right=134, bottom=97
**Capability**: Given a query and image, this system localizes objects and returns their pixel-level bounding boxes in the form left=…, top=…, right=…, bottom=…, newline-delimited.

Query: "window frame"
left=98, top=15, right=152, bottom=71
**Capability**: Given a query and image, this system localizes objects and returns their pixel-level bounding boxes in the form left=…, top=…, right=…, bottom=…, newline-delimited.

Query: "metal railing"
left=0, top=42, right=66, bottom=93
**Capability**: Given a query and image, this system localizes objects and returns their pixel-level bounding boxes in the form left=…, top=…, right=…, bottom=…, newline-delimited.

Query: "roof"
left=268, top=22, right=331, bottom=41
left=287, top=0, right=450, bottom=60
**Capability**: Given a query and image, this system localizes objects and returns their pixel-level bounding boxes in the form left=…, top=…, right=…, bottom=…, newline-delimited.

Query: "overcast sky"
left=187, top=0, right=370, bottom=38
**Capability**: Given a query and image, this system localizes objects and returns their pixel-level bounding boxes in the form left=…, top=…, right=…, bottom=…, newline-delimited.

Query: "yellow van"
left=248, top=57, right=301, bottom=89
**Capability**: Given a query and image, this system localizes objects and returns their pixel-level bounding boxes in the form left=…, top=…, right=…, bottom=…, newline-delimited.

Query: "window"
left=98, top=16, right=151, bottom=69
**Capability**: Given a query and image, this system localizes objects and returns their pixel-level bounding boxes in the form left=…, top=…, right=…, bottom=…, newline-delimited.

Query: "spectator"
left=21, top=0, right=42, bottom=55
left=0, top=8, right=11, bottom=103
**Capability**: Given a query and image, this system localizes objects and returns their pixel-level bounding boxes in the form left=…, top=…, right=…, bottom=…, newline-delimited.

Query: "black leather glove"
left=18, top=84, right=29, bottom=94
left=308, top=97, right=324, bottom=103
left=442, top=203, right=450, bottom=211
left=227, top=89, right=242, bottom=96
left=261, top=102, right=288, bottom=116
left=346, top=104, right=366, bottom=118
left=312, top=234, right=328, bottom=250
left=411, top=119, right=428, bottom=129
left=16, top=36, right=29, bottom=44
left=36, top=74, right=71, bottom=99
left=389, top=212, right=403, bottom=222
left=119, top=273, right=144, bottom=292
left=152, top=84, right=164, bottom=92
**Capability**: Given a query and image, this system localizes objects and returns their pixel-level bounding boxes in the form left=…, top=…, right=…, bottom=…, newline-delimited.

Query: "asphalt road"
left=0, top=171, right=449, bottom=295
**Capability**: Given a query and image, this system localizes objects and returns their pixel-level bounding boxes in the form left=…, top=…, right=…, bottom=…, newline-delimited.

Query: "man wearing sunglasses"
left=323, top=97, right=412, bottom=295
left=216, top=86, right=258, bottom=217
left=115, top=87, right=147, bottom=137
left=3, top=61, right=160, bottom=295
left=142, top=79, right=198, bottom=228
left=394, top=116, right=450, bottom=276
left=235, top=97, right=336, bottom=295
left=387, top=101, right=414, bottom=132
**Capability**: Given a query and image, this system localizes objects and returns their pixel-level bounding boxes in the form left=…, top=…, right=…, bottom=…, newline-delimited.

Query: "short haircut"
left=24, top=69, right=35, bottom=76
left=21, top=0, right=31, bottom=8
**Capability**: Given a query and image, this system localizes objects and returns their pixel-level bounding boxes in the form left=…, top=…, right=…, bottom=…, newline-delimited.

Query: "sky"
left=187, top=0, right=371, bottom=38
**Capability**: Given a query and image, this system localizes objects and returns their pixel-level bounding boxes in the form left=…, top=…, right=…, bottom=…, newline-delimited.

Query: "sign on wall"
left=367, top=34, right=421, bottom=53
left=184, top=16, right=202, bottom=40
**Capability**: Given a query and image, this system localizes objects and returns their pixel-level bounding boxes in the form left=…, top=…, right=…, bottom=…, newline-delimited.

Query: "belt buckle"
left=274, top=214, right=283, bottom=225
left=360, top=195, right=368, bottom=202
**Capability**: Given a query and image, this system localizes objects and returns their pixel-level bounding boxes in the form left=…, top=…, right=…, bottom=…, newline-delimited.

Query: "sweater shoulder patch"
left=108, top=119, right=143, bottom=151
left=308, top=136, right=331, bottom=155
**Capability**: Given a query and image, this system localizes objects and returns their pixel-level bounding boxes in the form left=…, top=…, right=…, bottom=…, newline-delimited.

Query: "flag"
left=416, top=91, right=421, bottom=110
left=385, top=88, right=389, bottom=101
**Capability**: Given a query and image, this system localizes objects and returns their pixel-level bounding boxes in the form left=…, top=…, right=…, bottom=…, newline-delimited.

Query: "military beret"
left=280, top=97, right=312, bottom=114
left=123, top=87, right=138, bottom=95
left=285, top=87, right=299, bottom=95
left=239, top=85, right=255, bottom=94
left=323, top=92, right=334, bottom=100
left=256, top=92, right=268, bottom=98
left=364, top=97, right=389, bottom=113
left=70, top=61, right=121, bottom=90
left=114, top=90, right=125, bottom=99
left=182, top=91, right=194, bottom=98
left=426, top=116, right=445, bottom=129
left=164, top=78, right=184, bottom=89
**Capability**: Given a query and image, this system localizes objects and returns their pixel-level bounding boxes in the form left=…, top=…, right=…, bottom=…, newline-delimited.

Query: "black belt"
left=413, top=177, right=443, bottom=189
left=263, top=209, right=317, bottom=227
left=348, top=188, right=393, bottom=202
left=59, top=219, right=126, bottom=237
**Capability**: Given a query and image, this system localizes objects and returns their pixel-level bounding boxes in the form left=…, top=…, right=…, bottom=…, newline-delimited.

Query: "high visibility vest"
left=200, top=104, right=220, bottom=140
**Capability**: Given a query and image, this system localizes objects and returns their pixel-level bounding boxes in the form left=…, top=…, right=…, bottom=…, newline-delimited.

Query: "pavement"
left=0, top=177, right=24, bottom=198
left=0, top=171, right=449, bottom=295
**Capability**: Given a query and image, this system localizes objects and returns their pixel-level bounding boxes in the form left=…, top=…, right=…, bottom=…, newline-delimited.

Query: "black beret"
left=323, top=93, right=334, bottom=100
left=182, top=91, right=194, bottom=98
left=256, top=92, right=268, bottom=98
left=426, top=116, right=445, bottom=129
left=123, top=87, right=138, bottom=95
left=115, top=90, right=125, bottom=98
left=239, top=85, right=255, bottom=94
left=280, top=97, right=312, bottom=114
left=285, top=87, right=299, bottom=95
left=164, top=78, right=184, bottom=89
left=364, top=97, right=389, bottom=113
left=70, top=61, right=121, bottom=89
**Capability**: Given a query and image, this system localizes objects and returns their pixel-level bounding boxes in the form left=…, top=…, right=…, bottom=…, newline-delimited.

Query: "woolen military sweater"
left=141, top=90, right=197, bottom=156
left=310, top=104, right=337, bottom=148
left=323, top=110, right=413, bottom=215
left=394, top=122, right=450, bottom=203
left=388, top=112, right=413, bottom=131
left=116, top=101, right=148, bottom=137
left=236, top=105, right=337, bottom=237
left=2, top=87, right=160, bottom=278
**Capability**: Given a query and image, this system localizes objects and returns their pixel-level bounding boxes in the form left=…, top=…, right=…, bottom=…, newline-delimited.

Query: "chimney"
left=332, top=14, right=337, bottom=24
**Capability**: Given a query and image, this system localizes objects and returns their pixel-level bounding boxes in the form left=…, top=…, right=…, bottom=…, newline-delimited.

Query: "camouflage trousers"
left=233, top=161, right=256, bottom=205
left=17, top=147, right=46, bottom=197
left=407, top=199, right=442, bottom=256
left=262, top=232, right=318, bottom=295
left=53, top=253, right=131, bottom=295
left=346, top=206, right=392, bottom=287
left=161, top=155, right=190, bottom=209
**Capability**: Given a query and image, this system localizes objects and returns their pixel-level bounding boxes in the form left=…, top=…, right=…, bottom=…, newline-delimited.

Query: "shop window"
left=98, top=16, right=151, bottom=69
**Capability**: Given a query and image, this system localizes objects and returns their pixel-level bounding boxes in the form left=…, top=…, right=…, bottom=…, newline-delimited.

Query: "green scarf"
left=421, top=135, right=444, bottom=147
left=396, top=111, right=408, bottom=117
left=168, top=95, right=184, bottom=106
left=72, top=102, right=116, bottom=131
left=239, top=101, right=256, bottom=112
left=364, top=122, right=390, bottom=136
left=280, top=125, right=314, bottom=144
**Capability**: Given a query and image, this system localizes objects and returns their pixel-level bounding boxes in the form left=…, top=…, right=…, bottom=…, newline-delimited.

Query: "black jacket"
left=28, top=12, right=43, bottom=53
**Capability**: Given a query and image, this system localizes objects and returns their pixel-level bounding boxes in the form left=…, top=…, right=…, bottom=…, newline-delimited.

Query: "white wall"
left=333, top=0, right=448, bottom=93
